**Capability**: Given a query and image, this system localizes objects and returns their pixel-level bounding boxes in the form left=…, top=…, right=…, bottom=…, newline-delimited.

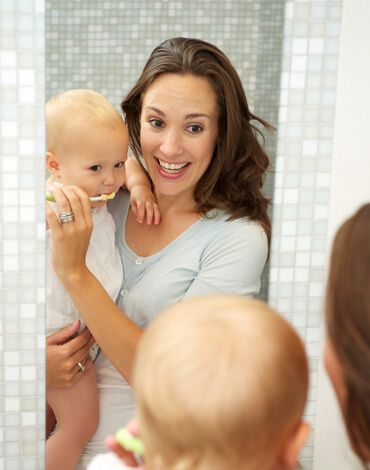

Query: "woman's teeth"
left=157, top=158, right=188, bottom=173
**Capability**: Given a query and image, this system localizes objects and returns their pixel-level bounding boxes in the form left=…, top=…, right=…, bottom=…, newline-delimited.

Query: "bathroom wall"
left=267, top=1, right=343, bottom=468
left=313, top=1, right=370, bottom=468
left=0, top=0, right=45, bottom=468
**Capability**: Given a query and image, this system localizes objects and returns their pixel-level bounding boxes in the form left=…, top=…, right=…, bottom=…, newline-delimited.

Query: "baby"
left=45, top=89, right=158, bottom=470
left=89, top=295, right=310, bottom=470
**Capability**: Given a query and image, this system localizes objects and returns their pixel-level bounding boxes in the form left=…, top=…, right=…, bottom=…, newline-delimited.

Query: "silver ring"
left=59, top=211, right=74, bottom=223
left=76, top=361, right=85, bottom=372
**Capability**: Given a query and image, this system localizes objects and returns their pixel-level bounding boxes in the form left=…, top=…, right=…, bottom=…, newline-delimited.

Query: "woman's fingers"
left=47, top=344, right=93, bottom=388
left=47, top=182, right=92, bottom=227
left=69, top=357, right=93, bottom=386
left=70, top=337, right=95, bottom=366
left=46, top=183, right=93, bottom=279
left=46, top=320, right=80, bottom=346
left=46, top=326, right=94, bottom=388
left=47, top=183, right=73, bottom=215
left=69, top=185, right=94, bottom=222
left=57, top=184, right=92, bottom=227
left=67, top=329, right=95, bottom=372
left=46, top=341, right=75, bottom=388
left=62, top=326, right=92, bottom=354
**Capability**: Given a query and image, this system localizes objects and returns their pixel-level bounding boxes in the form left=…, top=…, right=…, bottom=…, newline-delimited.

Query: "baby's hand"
left=104, top=420, right=143, bottom=468
left=130, top=186, right=160, bottom=225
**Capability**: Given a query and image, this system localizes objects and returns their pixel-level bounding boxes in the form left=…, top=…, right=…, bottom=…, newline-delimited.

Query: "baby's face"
left=56, top=123, right=128, bottom=207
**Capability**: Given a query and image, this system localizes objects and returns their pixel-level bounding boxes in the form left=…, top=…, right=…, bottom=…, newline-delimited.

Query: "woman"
left=324, top=203, right=370, bottom=464
left=46, top=37, right=270, bottom=466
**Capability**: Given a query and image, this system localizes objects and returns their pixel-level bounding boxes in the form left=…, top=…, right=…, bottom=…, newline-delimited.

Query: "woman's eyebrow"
left=145, top=106, right=210, bottom=120
left=185, top=113, right=210, bottom=120
left=145, top=106, right=165, bottom=116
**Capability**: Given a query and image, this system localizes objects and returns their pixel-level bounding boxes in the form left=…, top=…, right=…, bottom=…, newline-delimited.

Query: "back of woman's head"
left=326, top=203, right=370, bottom=462
left=121, top=37, right=271, bottom=239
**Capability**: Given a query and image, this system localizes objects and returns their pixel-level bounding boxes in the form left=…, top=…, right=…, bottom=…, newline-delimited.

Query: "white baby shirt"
left=46, top=205, right=123, bottom=335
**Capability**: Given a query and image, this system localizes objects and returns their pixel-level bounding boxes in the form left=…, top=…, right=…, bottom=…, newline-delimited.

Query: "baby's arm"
left=125, top=157, right=160, bottom=225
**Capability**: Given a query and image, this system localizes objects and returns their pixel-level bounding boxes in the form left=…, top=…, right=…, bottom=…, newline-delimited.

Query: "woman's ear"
left=278, top=421, right=310, bottom=469
left=46, top=151, right=61, bottom=177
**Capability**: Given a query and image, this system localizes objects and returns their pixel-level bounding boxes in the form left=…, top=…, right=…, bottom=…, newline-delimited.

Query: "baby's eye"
left=187, top=124, right=203, bottom=134
left=90, top=165, right=102, bottom=172
left=149, top=119, right=163, bottom=129
left=115, top=161, right=125, bottom=168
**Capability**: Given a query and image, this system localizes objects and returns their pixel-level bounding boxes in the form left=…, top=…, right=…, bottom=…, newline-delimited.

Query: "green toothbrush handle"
left=46, top=191, right=56, bottom=202
left=115, top=427, right=145, bottom=455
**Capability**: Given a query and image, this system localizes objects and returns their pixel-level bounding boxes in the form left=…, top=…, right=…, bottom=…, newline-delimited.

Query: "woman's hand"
left=46, top=183, right=93, bottom=282
left=46, top=321, right=94, bottom=388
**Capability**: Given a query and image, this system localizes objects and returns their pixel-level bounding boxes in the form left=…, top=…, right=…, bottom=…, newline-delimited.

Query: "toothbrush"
left=115, top=426, right=145, bottom=457
left=46, top=191, right=116, bottom=203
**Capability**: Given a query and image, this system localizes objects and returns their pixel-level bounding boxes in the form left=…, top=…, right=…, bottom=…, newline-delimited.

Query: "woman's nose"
left=159, top=129, right=183, bottom=157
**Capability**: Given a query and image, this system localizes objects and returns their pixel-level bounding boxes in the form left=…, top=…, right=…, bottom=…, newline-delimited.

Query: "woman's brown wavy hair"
left=326, top=203, right=370, bottom=463
left=121, top=37, right=271, bottom=239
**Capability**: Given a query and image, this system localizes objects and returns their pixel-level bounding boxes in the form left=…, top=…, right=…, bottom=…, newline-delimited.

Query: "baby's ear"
left=279, top=421, right=310, bottom=469
left=46, top=151, right=61, bottom=176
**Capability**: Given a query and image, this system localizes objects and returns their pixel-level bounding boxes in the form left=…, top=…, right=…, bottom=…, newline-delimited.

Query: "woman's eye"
left=187, top=124, right=203, bottom=134
left=90, top=165, right=102, bottom=172
left=115, top=161, right=125, bottom=168
left=149, top=119, right=163, bottom=129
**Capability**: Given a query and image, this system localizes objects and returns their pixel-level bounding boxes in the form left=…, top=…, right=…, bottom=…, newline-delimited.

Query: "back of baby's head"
left=46, top=89, right=125, bottom=154
left=133, top=295, right=308, bottom=470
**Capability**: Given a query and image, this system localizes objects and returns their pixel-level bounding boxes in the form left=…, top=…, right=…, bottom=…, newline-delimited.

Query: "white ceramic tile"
left=292, top=37, right=308, bottom=54
left=302, top=139, right=318, bottom=155
left=309, top=38, right=325, bottom=53
left=292, top=55, right=308, bottom=71
left=295, top=268, right=310, bottom=282
left=269, top=4, right=342, bottom=468
left=281, top=236, right=296, bottom=251
left=0, top=1, right=45, bottom=466
left=283, top=188, right=299, bottom=203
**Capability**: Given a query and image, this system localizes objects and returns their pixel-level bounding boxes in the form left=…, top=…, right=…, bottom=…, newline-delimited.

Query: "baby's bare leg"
left=46, top=366, right=99, bottom=470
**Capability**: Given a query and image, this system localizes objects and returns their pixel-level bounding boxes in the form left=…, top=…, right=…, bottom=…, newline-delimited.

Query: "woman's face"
left=139, top=73, right=219, bottom=202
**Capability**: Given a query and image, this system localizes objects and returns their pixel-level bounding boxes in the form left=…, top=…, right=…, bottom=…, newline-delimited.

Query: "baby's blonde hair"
left=46, top=89, right=124, bottom=154
left=133, top=296, right=308, bottom=470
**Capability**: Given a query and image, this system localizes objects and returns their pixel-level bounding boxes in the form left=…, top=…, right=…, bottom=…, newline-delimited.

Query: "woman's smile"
left=140, top=73, right=219, bottom=200
left=155, top=157, right=192, bottom=179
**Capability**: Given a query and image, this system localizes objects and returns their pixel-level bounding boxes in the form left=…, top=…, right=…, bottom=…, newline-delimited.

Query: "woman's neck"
left=154, top=191, right=198, bottom=217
